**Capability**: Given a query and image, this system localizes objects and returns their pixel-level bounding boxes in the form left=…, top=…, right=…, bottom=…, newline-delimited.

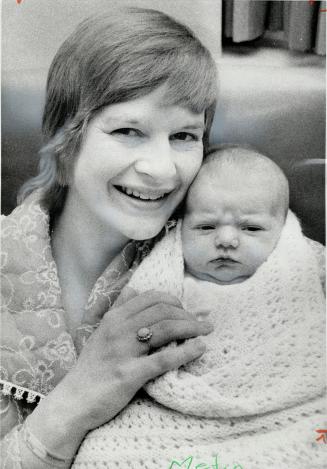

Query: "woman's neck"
left=51, top=190, right=129, bottom=294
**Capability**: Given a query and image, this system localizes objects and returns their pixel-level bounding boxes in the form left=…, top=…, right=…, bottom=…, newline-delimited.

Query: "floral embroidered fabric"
left=0, top=191, right=152, bottom=399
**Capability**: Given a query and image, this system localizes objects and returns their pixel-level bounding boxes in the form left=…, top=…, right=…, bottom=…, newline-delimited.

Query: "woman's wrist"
left=20, top=422, right=73, bottom=467
left=26, top=380, right=89, bottom=462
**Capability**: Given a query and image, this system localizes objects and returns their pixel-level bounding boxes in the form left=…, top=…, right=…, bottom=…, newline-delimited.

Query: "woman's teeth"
left=119, top=186, right=168, bottom=200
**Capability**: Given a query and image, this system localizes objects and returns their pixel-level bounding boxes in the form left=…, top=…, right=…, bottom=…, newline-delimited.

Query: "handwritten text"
left=169, top=455, right=243, bottom=469
left=316, top=429, right=327, bottom=443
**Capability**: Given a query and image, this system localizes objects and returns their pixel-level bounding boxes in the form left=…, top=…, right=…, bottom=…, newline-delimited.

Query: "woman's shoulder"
left=2, top=191, right=49, bottom=235
left=1, top=191, right=52, bottom=279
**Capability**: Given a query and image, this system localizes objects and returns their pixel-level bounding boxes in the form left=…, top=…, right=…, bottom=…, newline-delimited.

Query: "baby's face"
left=182, top=170, right=285, bottom=284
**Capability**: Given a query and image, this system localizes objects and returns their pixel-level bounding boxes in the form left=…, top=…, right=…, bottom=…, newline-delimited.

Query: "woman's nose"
left=214, top=227, right=239, bottom=249
left=134, top=139, right=177, bottom=182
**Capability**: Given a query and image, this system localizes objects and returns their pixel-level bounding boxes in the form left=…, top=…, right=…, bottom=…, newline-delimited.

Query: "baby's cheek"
left=183, top=237, right=198, bottom=261
left=250, top=239, right=273, bottom=266
left=183, top=236, right=203, bottom=269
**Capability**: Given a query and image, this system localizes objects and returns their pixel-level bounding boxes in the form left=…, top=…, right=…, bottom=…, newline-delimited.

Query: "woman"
left=1, top=7, right=218, bottom=468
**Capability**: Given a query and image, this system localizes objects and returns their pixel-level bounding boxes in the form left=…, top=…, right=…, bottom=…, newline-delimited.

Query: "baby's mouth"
left=211, top=257, right=239, bottom=265
left=114, top=185, right=170, bottom=201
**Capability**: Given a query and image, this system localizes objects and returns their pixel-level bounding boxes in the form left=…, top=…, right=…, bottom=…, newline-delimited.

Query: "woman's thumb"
left=114, top=286, right=138, bottom=307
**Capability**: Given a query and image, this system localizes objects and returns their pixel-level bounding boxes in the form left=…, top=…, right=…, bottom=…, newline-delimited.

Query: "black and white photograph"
left=1, top=1, right=326, bottom=467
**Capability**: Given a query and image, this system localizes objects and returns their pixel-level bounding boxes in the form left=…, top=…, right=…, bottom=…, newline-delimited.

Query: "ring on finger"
left=136, top=327, right=153, bottom=343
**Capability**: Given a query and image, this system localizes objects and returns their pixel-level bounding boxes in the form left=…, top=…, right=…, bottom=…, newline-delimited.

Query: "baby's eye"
left=197, top=225, right=215, bottom=231
left=111, top=128, right=142, bottom=137
left=170, top=132, right=199, bottom=142
left=242, top=226, right=263, bottom=232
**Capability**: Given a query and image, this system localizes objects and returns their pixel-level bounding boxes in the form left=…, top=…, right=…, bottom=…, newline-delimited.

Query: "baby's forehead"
left=187, top=183, right=275, bottom=214
left=186, top=159, right=285, bottom=216
left=202, top=155, right=276, bottom=181
left=189, top=162, right=274, bottom=195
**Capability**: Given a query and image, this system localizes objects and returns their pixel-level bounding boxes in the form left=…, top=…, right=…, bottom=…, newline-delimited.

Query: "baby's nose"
left=214, top=227, right=239, bottom=248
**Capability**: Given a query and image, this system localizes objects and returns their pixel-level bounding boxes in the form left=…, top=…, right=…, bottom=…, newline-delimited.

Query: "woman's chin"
left=121, top=221, right=166, bottom=241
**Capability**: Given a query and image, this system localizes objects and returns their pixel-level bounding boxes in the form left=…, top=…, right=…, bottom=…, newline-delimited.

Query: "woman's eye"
left=111, top=128, right=141, bottom=137
left=242, top=226, right=262, bottom=232
left=171, top=132, right=198, bottom=142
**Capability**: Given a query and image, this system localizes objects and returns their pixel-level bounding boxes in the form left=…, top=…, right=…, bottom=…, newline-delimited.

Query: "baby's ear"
left=115, top=286, right=138, bottom=307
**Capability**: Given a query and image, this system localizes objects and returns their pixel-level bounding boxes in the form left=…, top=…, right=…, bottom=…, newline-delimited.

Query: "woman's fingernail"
left=195, top=339, right=206, bottom=352
left=201, top=322, right=214, bottom=333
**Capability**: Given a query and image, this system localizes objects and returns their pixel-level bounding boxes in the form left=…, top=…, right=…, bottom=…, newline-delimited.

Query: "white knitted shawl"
left=74, top=211, right=326, bottom=468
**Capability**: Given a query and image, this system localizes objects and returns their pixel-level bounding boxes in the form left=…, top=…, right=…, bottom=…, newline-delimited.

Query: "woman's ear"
left=52, top=114, right=90, bottom=187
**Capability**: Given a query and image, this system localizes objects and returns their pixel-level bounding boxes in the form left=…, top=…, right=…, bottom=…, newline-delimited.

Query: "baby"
left=179, top=144, right=325, bottom=328
left=128, top=144, right=325, bottom=414
left=76, top=146, right=325, bottom=468
left=182, top=145, right=290, bottom=287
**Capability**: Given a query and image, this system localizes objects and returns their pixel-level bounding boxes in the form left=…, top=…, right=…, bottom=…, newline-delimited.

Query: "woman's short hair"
left=18, top=7, right=218, bottom=214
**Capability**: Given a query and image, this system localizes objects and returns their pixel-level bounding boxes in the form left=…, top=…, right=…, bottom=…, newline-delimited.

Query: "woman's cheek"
left=182, top=149, right=204, bottom=187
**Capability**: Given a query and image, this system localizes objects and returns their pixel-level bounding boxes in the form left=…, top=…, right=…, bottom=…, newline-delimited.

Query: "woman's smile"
left=109, top=183, right=177, bottom=212
left=113, top=184, right=172, bottom=201
left=116, top=186, right=167, bottom=200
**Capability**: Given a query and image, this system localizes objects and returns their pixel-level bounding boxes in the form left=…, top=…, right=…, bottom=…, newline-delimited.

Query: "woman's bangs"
left=164, top=51, right=218, bottom=114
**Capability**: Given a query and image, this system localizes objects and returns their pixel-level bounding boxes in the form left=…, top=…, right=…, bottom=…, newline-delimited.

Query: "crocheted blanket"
left=74, top=211, right=326, bottom=468
left=132, top=211, right=325, bottom=418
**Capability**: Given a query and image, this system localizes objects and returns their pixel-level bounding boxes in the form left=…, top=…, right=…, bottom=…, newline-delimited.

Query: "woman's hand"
left=25, top=290, right=212, bottom=464
left=63, top=290, right=212, bottom=430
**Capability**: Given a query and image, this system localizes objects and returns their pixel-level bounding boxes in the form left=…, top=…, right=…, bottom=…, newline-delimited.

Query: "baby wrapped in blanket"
left=74, top=146, right=325, bottom=468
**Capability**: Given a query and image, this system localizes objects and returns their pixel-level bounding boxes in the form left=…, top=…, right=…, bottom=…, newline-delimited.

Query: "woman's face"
left=69, top=85, right=205, bottom=240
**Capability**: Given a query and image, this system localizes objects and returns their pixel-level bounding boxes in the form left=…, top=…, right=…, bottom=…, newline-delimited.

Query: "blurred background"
left=1, top=0, right=326, bottom=243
